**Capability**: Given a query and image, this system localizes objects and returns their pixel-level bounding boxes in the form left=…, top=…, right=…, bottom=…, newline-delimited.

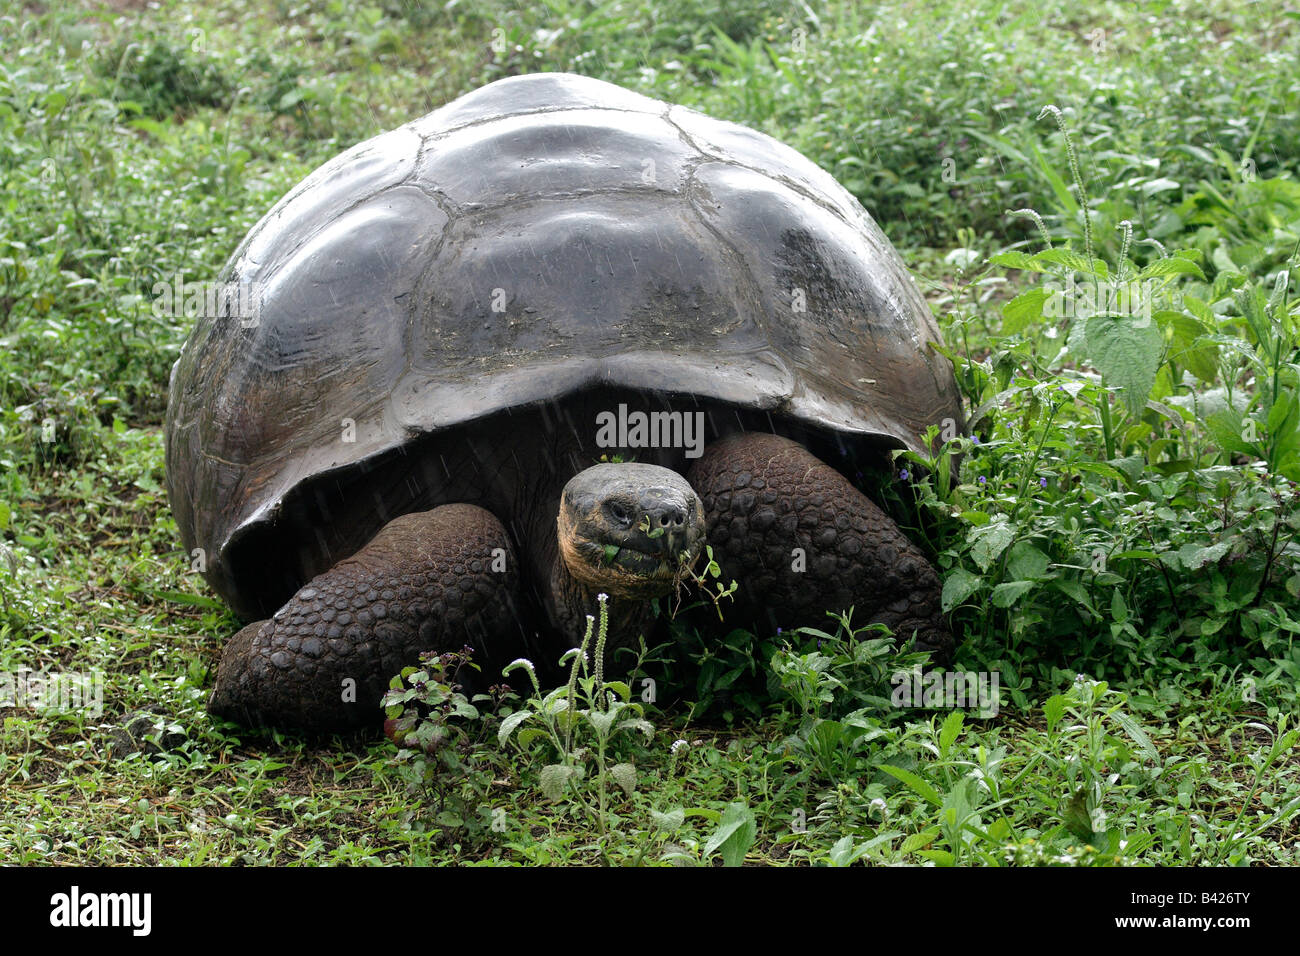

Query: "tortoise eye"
left=608, top=503, right=630, bottom=524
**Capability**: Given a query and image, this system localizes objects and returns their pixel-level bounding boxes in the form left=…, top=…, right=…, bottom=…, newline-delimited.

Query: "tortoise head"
left=557, top=463, right=706, bottom=599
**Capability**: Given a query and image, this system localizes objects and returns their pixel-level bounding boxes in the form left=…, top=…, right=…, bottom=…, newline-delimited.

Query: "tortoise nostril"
left=651, top=504, right=686, bottom=530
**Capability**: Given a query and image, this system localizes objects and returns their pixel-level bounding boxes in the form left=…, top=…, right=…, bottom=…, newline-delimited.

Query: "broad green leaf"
left=1139, top=257, right=1206, bottom=281
left=498, top=710, right=533, bottom=746
left=1005, top=542, right=1051, bottom=580
left=651, top=808, right=685, bottom=831
left=702, top=802, right=757, bottom=867
left=1084, top=314, right=1163, bottom=416
left=1266, top=391, right=1300, bottom=458
left=991, top=580, right=1035, bottom=607
left=1183, top=294, right=1213, bottom=323
left=880, top=764, right=943, bottom=808
left=917, top=848, right=956, bottom=865
left=585, top=709, right=615, bottom=737
left=939, top=710, right=965, bottom=755
left=609, top=762, right=637, bottom=797
left=828, top=835, right=857, bottom=867
left=1122, top=420, right=1154, bottom=448
left=989, top=250, right=1046, bottom=272
left=1074, top=461, right=1128, bottom=482
left=1043, top=694, right=1070, bottom=736
left=542, top=694, right=571, bottom=717
left=684, top=807, right=720, bottom=823
left=1204, top=408, right=1255, bottom=456
left=1160, top=310, right=1206, bottom=345
left=1150, top=458, right=1197, bottom=477
left=515, top=727, right=548, bottom=749
left=1112, top=549, right=1159, bottom=562
left=968, top=521, right=1015, bottom=572
left=1035, top=247, right=1108, bottom=278
left=1053, top=579, right=1097, bottom=616
left=1002, top=288, right=1052, bottom=334
left=1163, top=310, right=1219, bottom=383
left=1109, top=455, right=1147, bottom=484
left=603, top=680, right=632, bottom=701
left=899, top=828, right=941, bottom=853
left=1062, top=786, right=1095, bottom=842
left=615, top=717, right=655, bottom=740
left=451, top=701, right=479, bottom=720
left=828, top=831, right=903, bottom=866
left=1110, top=587, right=1129, bottom=624
left=540, top=763, right=576, bottom=801
left=1112, top=711, right=1159, bottom=764
left=941, top=567, right=982, bottom=612
left=1176, top=541, right=1231, bottom=570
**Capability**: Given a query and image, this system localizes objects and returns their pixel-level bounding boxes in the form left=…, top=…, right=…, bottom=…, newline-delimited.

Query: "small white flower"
left=597, top=592, right=609, bottom=603
left=671, top=739, right=688, bottom=753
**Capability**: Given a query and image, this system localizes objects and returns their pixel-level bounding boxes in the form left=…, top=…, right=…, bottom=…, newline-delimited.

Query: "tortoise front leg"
left=686, top=433, right=953, bottom=662
left=208, top=504, right=521, bottom=732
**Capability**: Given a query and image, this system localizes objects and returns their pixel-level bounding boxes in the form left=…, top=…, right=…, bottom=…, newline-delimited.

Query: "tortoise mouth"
left=557, top=463, right=705, bottom=598
left=570, top=538, right=684, bottom=591
left=578, top=531, right=692, bottom=573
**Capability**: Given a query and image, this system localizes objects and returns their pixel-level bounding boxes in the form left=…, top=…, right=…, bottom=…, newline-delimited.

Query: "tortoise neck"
left=545, top=551, right=655, bottom=669
left=517, top=429, right=655, bottom=666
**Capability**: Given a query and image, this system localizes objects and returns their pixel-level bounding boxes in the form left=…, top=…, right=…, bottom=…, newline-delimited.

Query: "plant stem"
left=1099, top=392, right=1116, bottom=462
left=1249, top=511, right=1282, bottom=609
left=1134, top=516, right=1181, bottom=629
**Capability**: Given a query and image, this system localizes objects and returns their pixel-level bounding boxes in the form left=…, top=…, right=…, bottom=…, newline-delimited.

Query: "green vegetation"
left=2, top=0, right=1298, bottom=865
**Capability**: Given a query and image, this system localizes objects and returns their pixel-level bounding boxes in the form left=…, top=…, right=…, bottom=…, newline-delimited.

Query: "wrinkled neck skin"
left=546, top=555, right=657, bottom=670
left=511, top=410, right=658, bottom=674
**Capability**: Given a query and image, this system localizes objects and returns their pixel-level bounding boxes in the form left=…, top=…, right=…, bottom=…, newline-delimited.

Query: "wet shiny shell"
left=165, top=72, right=963, bottom=618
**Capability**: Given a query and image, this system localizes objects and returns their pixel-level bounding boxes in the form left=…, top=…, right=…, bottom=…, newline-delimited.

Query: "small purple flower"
left=970, top=435, right=980, bottom=445
left=977, top=475, right=987, bottom=486
left=899, top=468, right=910, bottom=481
left=1040, top=477, right=1048, bottom=488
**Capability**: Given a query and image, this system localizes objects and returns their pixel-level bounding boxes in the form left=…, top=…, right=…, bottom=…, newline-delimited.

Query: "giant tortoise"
left=164, top=72, right=964, bottom=732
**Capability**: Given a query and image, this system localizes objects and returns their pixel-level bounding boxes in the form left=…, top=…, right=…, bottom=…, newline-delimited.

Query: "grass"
left=1, top=0, right=1299, bottom=865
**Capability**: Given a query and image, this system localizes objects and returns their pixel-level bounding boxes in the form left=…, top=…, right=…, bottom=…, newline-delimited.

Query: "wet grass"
left=1, top=0, right=1298, bottom=865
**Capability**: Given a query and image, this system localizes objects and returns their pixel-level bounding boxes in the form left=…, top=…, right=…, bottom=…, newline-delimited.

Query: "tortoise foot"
left=208, top=504, right=523, bottom=732
left=686, top=433, right=953, bottom=662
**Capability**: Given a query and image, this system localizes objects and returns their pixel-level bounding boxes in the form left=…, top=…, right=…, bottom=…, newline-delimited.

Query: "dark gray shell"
left=165, top=72, right=962, bottom=618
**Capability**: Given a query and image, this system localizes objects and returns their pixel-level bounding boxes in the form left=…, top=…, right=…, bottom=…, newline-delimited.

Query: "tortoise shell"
left=164, top=72, right=962, bottom=619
